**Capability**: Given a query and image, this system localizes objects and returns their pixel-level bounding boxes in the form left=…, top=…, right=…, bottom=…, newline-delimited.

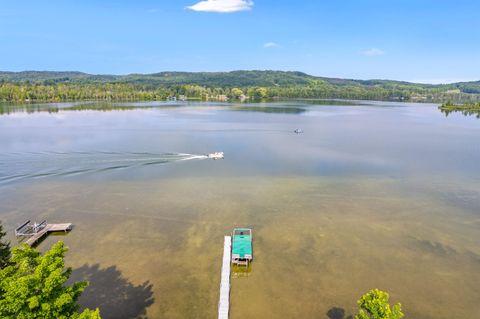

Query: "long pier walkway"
left=218, top=236, right=231, bottom=319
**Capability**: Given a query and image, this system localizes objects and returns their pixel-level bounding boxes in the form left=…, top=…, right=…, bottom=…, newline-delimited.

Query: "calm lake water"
left=0, top=100, right=479, bottom=319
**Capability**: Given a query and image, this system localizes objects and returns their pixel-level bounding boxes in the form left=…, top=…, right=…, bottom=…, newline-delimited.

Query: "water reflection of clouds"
left=0, top=111, right=67, bottom=120
left=176, top=107, right=221, bottom=116
left=1, top=101, right=479, bottom=182
left=301, top=109, right=362, bottom=117
left=252, top=131, right=395, bottom=176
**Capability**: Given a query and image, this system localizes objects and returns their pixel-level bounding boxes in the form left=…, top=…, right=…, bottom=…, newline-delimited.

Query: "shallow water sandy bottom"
left=1, top=175, right=479, bottom=319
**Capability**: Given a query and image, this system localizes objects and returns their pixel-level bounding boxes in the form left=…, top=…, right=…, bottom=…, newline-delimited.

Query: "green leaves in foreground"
left=356, top=289, right=404, bottom=319
left=0, top=241, right=101, bottom=319
left=0, top=222, right=11, bottom=269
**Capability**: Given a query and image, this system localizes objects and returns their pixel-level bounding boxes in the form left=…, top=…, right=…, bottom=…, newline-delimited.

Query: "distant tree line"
left=1, top=70, right=480, bottom=103
left=2, top=81, right=480, bottom=104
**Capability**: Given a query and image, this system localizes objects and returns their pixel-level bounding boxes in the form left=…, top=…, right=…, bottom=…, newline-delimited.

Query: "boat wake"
left=0, top=151, right=208, bottom=185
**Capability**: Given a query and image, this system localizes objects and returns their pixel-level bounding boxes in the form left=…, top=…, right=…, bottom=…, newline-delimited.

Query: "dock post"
left=218, top=236, right=231, bottom=319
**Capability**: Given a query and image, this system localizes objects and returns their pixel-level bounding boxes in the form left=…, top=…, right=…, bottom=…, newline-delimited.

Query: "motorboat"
left=294, top=128, right=304, bottom=134
left=207, top=152, right=224, bottom=159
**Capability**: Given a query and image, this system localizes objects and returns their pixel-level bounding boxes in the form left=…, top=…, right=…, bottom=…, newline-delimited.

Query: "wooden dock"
left=15, top=220, right=72, bottom=247
left=218, top=236, right=231, bottom=319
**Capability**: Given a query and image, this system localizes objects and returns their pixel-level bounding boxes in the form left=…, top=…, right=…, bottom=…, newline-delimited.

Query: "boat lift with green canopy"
left=231, top=228, right=253, bottom=266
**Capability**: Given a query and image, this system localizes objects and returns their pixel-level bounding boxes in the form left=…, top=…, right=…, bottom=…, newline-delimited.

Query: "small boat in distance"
left=294, top=128, right=304, bottom=134
left=231, top=228, right=253, bottom=266
left=208, top=152, right=224, bottom=159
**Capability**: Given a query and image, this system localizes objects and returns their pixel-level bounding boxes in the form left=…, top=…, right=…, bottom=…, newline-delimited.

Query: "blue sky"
left=0, top=0, right=479, bottom=83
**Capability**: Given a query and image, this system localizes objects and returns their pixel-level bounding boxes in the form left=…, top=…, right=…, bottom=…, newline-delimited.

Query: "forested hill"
left=1, top=70, right=479, bottom=103
left=0, top=70, right=317, bottom=86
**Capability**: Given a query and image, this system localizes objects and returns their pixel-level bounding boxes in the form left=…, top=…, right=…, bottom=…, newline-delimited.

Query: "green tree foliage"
left=230, top=87, right=244, bottom=99
left=1, top=70, right=480, bottom=103
left=439, top=101, right=480, bottom=118
left=0, top=222, right=11, bottom=269
left=355, top=289, right=404, bottom=319
left=443, top=100, right=455, bottom=107
left=246, top=87, right=269, bottom=99
left=0, top=241, right=101, bottom=319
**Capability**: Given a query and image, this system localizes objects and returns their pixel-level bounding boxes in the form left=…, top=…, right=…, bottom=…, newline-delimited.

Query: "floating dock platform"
left=218, top=236, right=231, bottom=319
left=15, top=220, right=73, bottom=247
left=231, top=228, right=253, bottom=266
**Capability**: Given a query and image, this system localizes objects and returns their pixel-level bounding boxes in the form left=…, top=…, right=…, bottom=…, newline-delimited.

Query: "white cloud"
left=362, top=48, right=385, bottom=56
left=410, top=78, right=478, bottom=84
left=263, top=42, right=278, bottom=48
left=187, top=0, right=253, bottom=13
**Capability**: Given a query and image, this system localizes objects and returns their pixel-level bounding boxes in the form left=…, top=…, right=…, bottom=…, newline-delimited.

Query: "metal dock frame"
left=218, top=236, right=231, bottom=319
left=15, top=220, right=73, bottom=247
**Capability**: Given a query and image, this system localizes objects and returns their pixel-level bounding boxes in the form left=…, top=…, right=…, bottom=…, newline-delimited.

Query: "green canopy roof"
left=232, top=232, right=252, bottom=258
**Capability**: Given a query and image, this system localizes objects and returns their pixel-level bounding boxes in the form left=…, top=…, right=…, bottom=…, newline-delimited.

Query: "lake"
left=0, top=100, right=479, bottom=319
